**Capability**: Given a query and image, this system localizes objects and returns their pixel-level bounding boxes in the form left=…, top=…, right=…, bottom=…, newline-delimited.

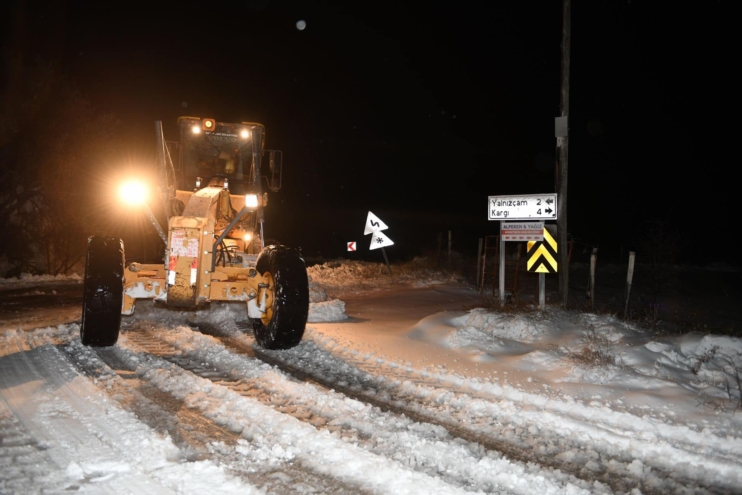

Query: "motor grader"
left=80, top=117, right=308, bottom=350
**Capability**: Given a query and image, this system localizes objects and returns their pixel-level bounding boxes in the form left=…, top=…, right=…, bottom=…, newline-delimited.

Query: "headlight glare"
left=120, top=181, right=147, bottom=205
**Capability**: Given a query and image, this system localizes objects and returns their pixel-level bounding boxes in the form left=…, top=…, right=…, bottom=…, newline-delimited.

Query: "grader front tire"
left=250, top=245, right=309, bottom=350
left=80, top=236, right=124, bottom=347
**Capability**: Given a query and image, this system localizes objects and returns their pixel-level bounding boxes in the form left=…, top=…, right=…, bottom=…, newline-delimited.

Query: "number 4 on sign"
left=369, top=231, right=394, bottom=250
left=364, top=211, right=389, bottom=235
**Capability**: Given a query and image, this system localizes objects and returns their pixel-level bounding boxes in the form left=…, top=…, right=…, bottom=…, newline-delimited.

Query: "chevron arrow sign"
left=527, top=225, right=558, bottom=273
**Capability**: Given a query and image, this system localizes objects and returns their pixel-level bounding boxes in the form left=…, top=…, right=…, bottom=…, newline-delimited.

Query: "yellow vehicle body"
left=81, top=117, right=306, bottom=350
left=121, top=186, right=268, bottom=317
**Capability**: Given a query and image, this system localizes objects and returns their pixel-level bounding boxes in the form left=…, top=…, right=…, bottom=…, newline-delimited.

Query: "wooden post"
left=437, top=232, right=442, bottom=262
left=447, top=230, right=452, bottom=264
left=499, top=230, right=506, bottom=306
left=480, top=238, right=490, bottom=294
left=556, top=0, right=571, bottom=309
left=589, top=248, right=597, bottom=310
left=624, top=251, right=635, bottom=319
left=476, top=238, right=483, bottom=289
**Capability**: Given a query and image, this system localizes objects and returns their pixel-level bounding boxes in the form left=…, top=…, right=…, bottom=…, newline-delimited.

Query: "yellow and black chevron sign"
left=527, top=225, right=558, bottom=273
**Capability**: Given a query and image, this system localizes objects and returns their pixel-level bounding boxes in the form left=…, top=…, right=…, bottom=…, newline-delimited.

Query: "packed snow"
left=2, top=258, right=742, bottom=494
left=0, top=272, right=81, bottom=289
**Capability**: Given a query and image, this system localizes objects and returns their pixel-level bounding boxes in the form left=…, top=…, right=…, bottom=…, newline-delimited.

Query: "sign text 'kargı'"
left=488, top=194, right=558, bottom=221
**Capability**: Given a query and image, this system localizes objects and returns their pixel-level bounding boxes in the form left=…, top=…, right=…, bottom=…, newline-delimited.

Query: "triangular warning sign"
left=369, top=231, right=394, bottom=250
left=364, top=211, right=389, bottom=235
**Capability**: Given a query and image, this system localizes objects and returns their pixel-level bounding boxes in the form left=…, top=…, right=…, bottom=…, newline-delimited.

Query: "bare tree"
left=0, top=58, right=121, bottom=276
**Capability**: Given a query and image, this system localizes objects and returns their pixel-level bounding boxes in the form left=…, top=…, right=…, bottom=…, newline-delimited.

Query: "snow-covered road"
left=2, top=267, right=742, bottom=494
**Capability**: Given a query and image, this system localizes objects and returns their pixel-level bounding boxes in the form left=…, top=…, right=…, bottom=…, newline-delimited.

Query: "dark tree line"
left=1, top=56, right=122, bottom=276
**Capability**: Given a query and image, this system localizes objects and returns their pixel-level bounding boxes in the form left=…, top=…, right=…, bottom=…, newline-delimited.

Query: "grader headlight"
left=245, top=194, right=259, bottom=208
left=119, top=181, right=147, bottom=205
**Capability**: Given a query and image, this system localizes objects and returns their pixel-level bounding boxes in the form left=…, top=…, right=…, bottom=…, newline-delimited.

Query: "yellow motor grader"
left=80, top=117, right=308, bottom=349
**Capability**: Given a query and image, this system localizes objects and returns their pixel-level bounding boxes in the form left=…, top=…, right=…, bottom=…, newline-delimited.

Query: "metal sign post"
left=498, top=221, right=546, bottom=306
left=499, top=229, right=506, bottom=306
left=527, top=225, right=558, bottom=309
left=539, top=273, right=546, bottom=308
left=489, top=200, right=559, bottom=307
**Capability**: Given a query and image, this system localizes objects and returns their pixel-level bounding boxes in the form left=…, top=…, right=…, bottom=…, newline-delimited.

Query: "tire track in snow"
left=0, top=327, right=259, bottom=494
left=0, top=398, right=67, bottom=494
left=77, top=334, right=376, bottom=495
left=120, top=320, right=617, bottom=495
left=202, top=321, right=736, bottom=495
left=260, top=327, right=737, bottom=495
left=113, top=322, right=483, bottom=495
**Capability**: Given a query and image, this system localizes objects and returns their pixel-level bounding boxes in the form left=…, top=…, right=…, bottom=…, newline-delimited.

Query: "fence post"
left=447, top=230, right=452, bottom=265
left=589, top=247, right=597, bottom=310
left=476, top=238, right=483, bottom=288
left=624, top=251, right=636, bottom=319
left=437, top=232, right=442, bottom=264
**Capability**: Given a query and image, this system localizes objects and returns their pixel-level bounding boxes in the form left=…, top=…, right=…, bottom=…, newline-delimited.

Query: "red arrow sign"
left=347, top=241, right=356, bottom=252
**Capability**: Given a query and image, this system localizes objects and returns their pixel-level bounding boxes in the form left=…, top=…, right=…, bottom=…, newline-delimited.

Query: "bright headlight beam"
left=245, top=194, right=259, bottom=208
left=120, top=181, right=147, bottom=205
left=240, top=129, right=249, bottom=139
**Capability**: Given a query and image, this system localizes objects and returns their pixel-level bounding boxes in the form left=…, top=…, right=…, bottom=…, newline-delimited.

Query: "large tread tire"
left=81, top=236, right=124, bottom=347
left=250, top=245, right=309, bottom=350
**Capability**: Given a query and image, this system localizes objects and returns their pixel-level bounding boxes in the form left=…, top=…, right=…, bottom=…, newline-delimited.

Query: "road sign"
left=364, top=211, right=389, bottom=235
left=369, top=231, right=394, bottom=250
left=347, top=241, right=356, bottom=252
left=527, top=225, right=558, bottom=273
left=501, top=222, right=544, bottom=241
left=488, top=194, right=557, bottom=221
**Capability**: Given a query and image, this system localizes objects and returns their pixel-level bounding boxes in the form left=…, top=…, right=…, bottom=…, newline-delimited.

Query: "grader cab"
left=80, top=117, right=308, bottom=350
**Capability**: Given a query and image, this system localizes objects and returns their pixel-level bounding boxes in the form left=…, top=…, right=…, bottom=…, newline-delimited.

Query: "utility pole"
left=556, top=0, right=571, bottom=308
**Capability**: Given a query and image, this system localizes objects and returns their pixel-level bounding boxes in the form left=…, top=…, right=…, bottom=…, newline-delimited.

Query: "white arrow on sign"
left=347, top=241, right=356, bottom=252
left=364, top=211, right=389, bottom=235
left=369, top=231, right=394, bottom=250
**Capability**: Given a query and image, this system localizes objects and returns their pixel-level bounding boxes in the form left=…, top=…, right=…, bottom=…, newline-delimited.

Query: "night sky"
left=2, top=1, right=735, bottom=264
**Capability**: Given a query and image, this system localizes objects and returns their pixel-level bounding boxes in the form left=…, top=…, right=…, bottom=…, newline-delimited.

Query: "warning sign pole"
left=381, top=247, right=392, bottom=275
left=539, top=273, right=546, bottom=308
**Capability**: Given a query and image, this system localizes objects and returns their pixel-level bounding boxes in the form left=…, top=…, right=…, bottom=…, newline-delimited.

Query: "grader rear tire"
left=80, top=236, right=124, bottom=347
left=250, top=245, right=309, bottom=350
